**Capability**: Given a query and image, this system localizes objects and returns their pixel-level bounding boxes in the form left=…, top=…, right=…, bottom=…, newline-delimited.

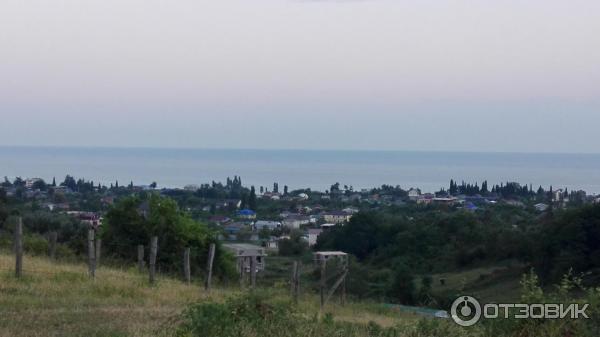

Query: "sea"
left=1, top=146, right=600, bottom=194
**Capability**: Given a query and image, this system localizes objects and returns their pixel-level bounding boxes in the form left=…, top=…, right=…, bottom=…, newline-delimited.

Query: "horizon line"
left=1, top=144, right=600, bottom=156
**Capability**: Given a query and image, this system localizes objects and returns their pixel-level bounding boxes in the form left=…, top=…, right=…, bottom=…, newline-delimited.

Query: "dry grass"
left=0, top=253, right=414, bottom=336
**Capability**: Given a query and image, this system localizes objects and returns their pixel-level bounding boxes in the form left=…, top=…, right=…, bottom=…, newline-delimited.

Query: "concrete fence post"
left=149, top=237, right=158, bottom=284
left=15, top=217, right=23, bottom=278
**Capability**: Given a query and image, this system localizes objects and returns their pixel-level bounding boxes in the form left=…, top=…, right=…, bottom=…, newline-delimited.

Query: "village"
left=2, top=175, right=599, bottom=259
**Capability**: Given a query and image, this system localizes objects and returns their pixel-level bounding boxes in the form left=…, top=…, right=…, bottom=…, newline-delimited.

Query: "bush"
left=24, top=234, right=49, bottom=256
left=176, top=292, right=405, bottom=337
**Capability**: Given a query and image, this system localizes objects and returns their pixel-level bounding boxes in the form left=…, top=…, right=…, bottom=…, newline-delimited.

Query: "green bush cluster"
left=175, top=272, right=600, bottom=337
left=176, top=292, right=408, bottom=337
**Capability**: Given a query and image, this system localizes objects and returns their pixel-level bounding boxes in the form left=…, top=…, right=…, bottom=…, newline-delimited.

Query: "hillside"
left=0, top=253, right=419, bottom=337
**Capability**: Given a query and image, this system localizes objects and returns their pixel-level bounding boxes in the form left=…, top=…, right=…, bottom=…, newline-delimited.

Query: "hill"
left=0, top=253, right=419, bottom=337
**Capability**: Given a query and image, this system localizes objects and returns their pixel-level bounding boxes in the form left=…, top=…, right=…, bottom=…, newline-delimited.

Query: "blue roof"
left=465, top=202, right=478, bottom=210
left=237, top=209, right=256, bottom=215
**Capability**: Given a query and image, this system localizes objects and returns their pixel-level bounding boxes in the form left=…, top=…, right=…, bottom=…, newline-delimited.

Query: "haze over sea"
left=1, top=146, right=600, bottom=194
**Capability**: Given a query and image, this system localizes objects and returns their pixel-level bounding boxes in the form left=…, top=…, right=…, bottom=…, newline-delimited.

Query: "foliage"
left=101, top=194, right=236, bottom=278
left=177, top=292, right=406, bottom=337
left=533, top=204, right=600, bottom=284
left=278, top=230, right=309, bottom=256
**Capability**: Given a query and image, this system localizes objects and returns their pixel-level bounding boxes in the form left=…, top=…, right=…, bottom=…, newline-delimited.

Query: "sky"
left=1, top=0, right=599, bottom=153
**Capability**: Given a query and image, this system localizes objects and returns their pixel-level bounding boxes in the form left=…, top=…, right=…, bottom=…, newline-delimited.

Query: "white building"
left=307, top=228, right=323, bottom=246
left=25, top=178, right=43, bottom=189
left=408, top=188, right=421, bottom=201
left=322, top=211, right=352, bottom=224
left=254, top=220, right=282, bottom=230
left=282, top=215, right=311, bottom=229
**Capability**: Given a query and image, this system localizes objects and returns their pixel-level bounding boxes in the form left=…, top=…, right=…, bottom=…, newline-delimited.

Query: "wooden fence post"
left=291, top=261, right=300, bottom=303
left=319, top=259, right=327, bottom=312
left=239, top=257, right=245, bottom=288
left=250, top=256, right=257, bottom=289
left=87, top=229, right=96, bottom=279
left=149, top=236, right=158, bottom=284
left=137, top=245, right=145, bottom=272
left=340, top=272, right=346, bottom=306
left=95, top=238, right=102, bottom=268
left=15, top=217, right=23, bottom=278
left=183, top=248, right=191, bottom=284
left=49, top=231, right=57, bottom=260
left=204, top=243, right=215, bottom=291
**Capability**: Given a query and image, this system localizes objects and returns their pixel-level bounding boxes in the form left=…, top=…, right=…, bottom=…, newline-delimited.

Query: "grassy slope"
left=0, top=253, right=417, bottom=337
left=430, top=262, right=525, bottom=304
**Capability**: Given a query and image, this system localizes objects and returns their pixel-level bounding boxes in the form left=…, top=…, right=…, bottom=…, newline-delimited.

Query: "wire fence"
left=2, top=217, right=350, bottom=312
left=1, top=227, right=288, bottom=288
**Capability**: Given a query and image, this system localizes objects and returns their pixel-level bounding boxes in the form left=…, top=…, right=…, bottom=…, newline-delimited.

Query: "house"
left=209, top=215, right=231, bottom=225
left=297, top=205, right=312, bottom=214
left=416, top=193, right=434, bottom=205
left=534, top=203, right=549, bottom=212
left=215, top=199, right=242, bottom=210
left=52, top=186, right=72, bottom=194
left=68, top=211, right=102, bottom=229
left=282, top=215, right=311, bottom=229
left=25, top=178, right=43, bottom=189
left=224, top=199, right=242, bottom=209
left=254, top=220, right=282, bottom=230
left=432, top=197, right=458, bottom=206
left=297, top=193, right=309, bottom=200
left=342, top=207, right=359, bottom=215
left=505, top=200, right=525, bottom=208
left=408, top=188, right=421, bottom=201
left=322, top=211, right=352, bottom=224
left=237, top=209, right=256, bottom=220
left=261, top=192, right=281, bottom=200
left=307, top=228, right=323, bottom=246
left=279, top=211, right=293, bottom=218
left=223, top=243, right=267, bottom=272
left=265, top=238, right=279, bottom=249
left=552, top=189, right=564, bottom=203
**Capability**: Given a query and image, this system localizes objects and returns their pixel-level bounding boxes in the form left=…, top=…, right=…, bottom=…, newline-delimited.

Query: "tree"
left=278, top=230, right=308, bottom=256
left=283, top=185, right=288, bottom=196
left=258, top=227, right=271, bottom=241
left=32, top=179, right=47, bottom=191
left=61, top=175, right=77, bottom=190
left=236, top=227, right=252, bottom=241
left=387, top=261, right=416, bottom=304
left=1, top=177, right=11, bottom=187
left=13, top=177, right=25, bottom=187
left=102, top=195, right=233, bottom=276
left=248, top=186, right=257, bottom=210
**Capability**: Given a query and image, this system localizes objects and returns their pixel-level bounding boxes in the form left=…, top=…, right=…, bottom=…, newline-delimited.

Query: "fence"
left=7, top=216, right=217, bottom=288
left=5, top=217, right=346, bottom=311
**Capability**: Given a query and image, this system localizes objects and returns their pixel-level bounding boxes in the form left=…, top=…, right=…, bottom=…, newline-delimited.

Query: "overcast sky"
left=1, top=0, right=599, bottom=153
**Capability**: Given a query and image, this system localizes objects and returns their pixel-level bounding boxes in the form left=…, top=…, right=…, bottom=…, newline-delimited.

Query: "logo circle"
left=451, top=296, right=482, bottom=327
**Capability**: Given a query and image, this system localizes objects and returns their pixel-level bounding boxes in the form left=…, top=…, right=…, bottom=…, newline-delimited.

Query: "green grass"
left=2, top=254, right=594, bottom=337
left=0, top=253, right=417, bottom=336
left=430, top=262, right=525, bottom=303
